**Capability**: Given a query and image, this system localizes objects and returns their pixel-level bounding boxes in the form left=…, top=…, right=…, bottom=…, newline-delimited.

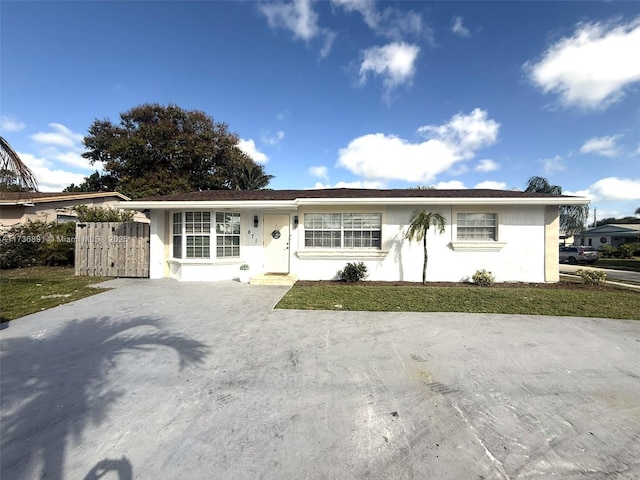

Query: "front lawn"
left=276, top=281, right=640, bottom=320
left=0, top=267, right=109, bottom=322
left=595, top=257, right=640, bottom=272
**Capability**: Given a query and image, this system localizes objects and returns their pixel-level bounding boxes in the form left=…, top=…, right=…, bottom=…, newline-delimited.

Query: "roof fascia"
left=121, top=195, right=589, bottom=210
left=296, top=197, right=589, bottom=206
left=120, top=200, right=298, bottom=210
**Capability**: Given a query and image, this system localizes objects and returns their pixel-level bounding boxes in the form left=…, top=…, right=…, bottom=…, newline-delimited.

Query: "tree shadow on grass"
left=0, top=316, right=209, bottom=480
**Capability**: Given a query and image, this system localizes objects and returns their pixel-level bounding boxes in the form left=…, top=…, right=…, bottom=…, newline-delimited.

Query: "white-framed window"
left=215, top=212, right=240, bottom=258
left=171, top=211, right=241, bottom=259
left=172, top=212, right=182, bottom=258
left=185, top=212, right=211, bottom=258
left=456, top=213, right=497, bottom=241
left=304, top=213, right=381, bottom=249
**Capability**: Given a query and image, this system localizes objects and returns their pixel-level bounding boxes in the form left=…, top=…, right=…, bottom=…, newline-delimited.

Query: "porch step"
left=250, top=273, right=298, bottom=286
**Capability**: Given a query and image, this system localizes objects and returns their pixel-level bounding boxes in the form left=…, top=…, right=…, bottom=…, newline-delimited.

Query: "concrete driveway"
left=1, top=280, right=639, bottom=480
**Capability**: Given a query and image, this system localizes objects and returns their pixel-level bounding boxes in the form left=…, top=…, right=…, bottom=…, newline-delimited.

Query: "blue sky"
left=1, top=1, right=639, bottom=221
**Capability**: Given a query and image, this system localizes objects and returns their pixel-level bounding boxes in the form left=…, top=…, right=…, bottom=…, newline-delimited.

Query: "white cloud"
left=588, top=177, right=640, bottom=201
left=18, top=152, right=87, bottom=191
left=451, top=16, right=470, bottom=37
left=474, top=180, right=507, bottom=190
left=525, top=17, right=640, bottom=109
left=580, top=135, right=621, bottom=157
left=359, top=42, right=420, bottom=99
left=434, top=180, right=466, bottom=189
left=313, top=180, right=386, bottom=189
left=238, top=138, right=269, bottom=163
left=28, top=123, right=95, bottom=171
left=332, top=0, right=425, bottom=41
left=337, top=108, right=500, bottom=183
left=31, top=123, right=83, bottom=148
left=261, top=130, right=285, bottom=146
left=0, top=116, right=26, bottom=132
left=475, top=159, right=498, bottom=172
left=308, top=165, right=329, bottom=180
left=259, top=0, right=335, bottom=57
left=564, top=188, right=596, bottom=201
left=541, top=154, right=565, bottom=174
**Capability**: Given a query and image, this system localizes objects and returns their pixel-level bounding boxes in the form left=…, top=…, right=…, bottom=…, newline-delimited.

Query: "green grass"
left=276, top=281, right=640, bottom=320
left=0, top=267, right=109, bottom=322
left=595, top=257, right=640, bottom=272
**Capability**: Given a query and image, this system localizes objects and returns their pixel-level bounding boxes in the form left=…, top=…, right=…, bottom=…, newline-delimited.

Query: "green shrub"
left=618, top=243, right=640, bottom=258
left=472, top=269, right=495, bottom=286
left=74, top=205, right=134, bottom=222
left=576, top=269, right=607, bottom=286
left=598, top=245, right=618, bottom=258
left=339, top=262, right=368, bottom=283
left=0, top=221, right=76, bottom=269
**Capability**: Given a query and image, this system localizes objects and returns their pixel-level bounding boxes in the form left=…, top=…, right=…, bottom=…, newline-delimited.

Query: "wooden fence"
left=75, top=222, right=150, bottom=278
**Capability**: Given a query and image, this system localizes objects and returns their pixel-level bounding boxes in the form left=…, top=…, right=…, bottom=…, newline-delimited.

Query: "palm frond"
left=0, top=136, right=38, bottom=191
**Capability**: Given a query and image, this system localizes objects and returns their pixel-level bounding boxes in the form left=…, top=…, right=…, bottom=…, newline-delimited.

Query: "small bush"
left=576, top=269, right=607, bottom=286
left=339, top=262, right=368, bottom=283
left=598, top=245, right=617, bottom=258
left=618, top=243, right=638, bottom=259
left=472, top=269, right=495, bottom=286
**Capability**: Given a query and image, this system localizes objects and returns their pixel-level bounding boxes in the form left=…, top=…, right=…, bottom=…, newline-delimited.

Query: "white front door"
left=264, top=214, right=290, bottom=274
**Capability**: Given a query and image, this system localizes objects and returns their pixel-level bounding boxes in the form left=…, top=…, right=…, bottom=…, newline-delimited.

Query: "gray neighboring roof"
left=0, top=191, right=130, bottom=206
left=580, top=223, right=640, bottom=235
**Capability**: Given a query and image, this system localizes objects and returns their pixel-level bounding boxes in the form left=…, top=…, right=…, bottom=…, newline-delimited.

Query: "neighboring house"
left=559, top=230, right=574, bottom=247
left=122, top=188, right=589, bottom=284
left=0, top=191, right=146, bottom=227
left=574, top=224, right=640, bottom=249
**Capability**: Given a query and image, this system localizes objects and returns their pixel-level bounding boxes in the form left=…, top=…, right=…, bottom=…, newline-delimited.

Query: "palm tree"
left=405, top=209, right=447, bottom=284
left=525, top=176, right=588, bottom=236
left=234, top=162, right=274, bottom=190
left=0, top=136, right=38, bottom=191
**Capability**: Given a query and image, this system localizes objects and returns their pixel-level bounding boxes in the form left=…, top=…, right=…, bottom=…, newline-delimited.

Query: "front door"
left=264, top=214, right=290, bottom=273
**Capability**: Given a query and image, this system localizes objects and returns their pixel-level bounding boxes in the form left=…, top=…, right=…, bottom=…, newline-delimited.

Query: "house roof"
left=122, top=188, right=589, bottom=210
left=580, top=223, right=640, bottom=235
left=0, top=191, right=130, bottom=206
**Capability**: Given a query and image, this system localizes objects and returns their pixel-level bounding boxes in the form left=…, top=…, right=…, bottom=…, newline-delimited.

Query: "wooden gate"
left=75, top=222, right=150, bottom=277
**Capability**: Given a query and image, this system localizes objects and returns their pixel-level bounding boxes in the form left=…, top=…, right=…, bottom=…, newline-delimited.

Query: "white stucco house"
left=122, top=188, right=589, bottom=284
left=574, top=223, right=640, bottom=249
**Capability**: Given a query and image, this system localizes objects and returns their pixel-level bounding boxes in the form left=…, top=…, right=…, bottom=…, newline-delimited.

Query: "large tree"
left=405, top=209, right=447, bottom=284
left=77, top=103, right=272, bottom=198
left=525, top=176, right=589, bottom=236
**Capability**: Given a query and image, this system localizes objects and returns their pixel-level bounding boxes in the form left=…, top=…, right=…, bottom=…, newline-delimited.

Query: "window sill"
left=168, top=258, right=243, bottom=266
left=449, top=242, right=506, bottom=252
left=297, top=249, right=389, bottom=260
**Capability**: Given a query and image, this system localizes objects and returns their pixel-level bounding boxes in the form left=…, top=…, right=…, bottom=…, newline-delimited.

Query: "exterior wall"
left=0, top=197, right=147, bottom=227
left=149, top=210, right=166, bottom=279
left=153, top=204, right=551, bottom=283
left=544, top=206, right=560, bottom=282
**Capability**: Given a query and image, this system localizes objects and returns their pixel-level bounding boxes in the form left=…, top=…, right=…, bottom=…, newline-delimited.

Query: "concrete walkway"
left=1, top=279, right=639, bottom=479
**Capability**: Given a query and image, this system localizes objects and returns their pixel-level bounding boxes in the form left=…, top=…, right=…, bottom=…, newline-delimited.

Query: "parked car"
left=559, top=246, right=599, bottom=264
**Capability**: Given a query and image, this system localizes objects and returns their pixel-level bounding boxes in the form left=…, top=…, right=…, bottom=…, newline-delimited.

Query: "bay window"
left=172, top=211, right=240, bottom=259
